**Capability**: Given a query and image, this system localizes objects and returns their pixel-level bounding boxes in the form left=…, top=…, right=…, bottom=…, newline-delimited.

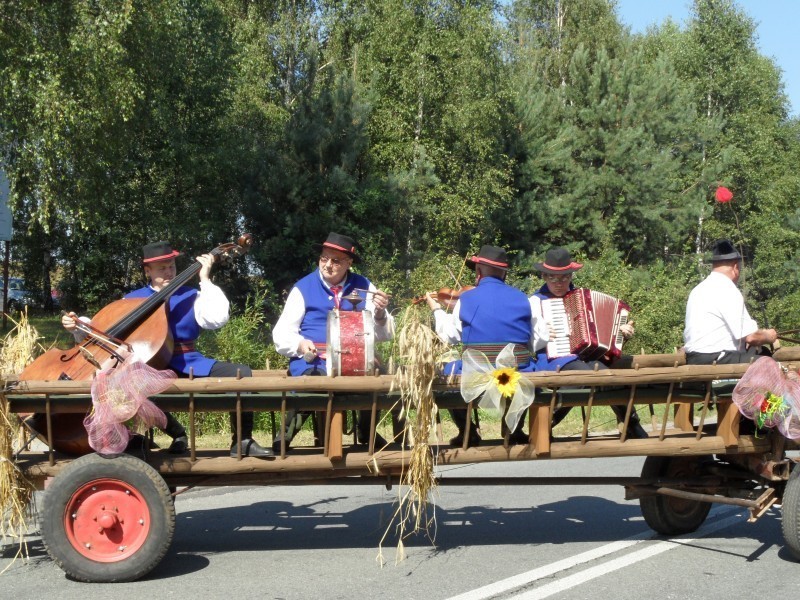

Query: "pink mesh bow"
left=84, top=360, right=176, bottom=454
left=732, top=356, right=800, bottom=439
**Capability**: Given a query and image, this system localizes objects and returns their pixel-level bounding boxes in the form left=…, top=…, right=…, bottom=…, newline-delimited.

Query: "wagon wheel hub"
left=97, top=511, right=119, bottom=530
left=64, top=478, right=151, bottom=562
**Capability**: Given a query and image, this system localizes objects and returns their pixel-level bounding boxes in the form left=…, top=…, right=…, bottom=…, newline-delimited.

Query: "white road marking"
left=445, top=507, right=741, bottom=600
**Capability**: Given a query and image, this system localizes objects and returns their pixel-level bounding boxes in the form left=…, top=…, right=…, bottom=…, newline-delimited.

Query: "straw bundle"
left=0, top=312, right=38, bottom=564
left=379, top=306, right=445, bottom=563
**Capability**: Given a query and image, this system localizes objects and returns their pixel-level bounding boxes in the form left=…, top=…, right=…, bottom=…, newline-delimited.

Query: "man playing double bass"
left=63, top=241, right=274, bottom=458
left=272, top=232, right=396, bottom=451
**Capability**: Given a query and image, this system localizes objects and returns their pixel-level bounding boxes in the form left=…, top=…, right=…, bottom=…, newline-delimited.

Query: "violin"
left=412, top=286, right=475, bottom=311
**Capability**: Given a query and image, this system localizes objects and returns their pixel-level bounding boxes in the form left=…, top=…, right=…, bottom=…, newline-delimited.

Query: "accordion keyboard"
left=541, top=297, right=572, bottom=358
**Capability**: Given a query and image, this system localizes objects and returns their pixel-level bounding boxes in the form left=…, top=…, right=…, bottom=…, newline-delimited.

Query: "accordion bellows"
left=542, top=288, right=631, bottom=362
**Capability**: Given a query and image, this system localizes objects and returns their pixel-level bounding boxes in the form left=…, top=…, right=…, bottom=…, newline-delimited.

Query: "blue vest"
left=289, top=269, right=372, bottom=377
left=125, top=285, right=216, bottom=376
left=444, top=277, right=534, bottom=375
left=532, top=283, right=578, bottom=372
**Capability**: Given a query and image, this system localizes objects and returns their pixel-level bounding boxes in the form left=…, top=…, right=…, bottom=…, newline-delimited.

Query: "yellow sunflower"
left=492, top=367, right=521, bottom=398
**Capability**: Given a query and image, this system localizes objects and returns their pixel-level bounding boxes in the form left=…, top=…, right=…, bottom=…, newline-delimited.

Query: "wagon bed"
left=4, top=348, right=800, bottom=582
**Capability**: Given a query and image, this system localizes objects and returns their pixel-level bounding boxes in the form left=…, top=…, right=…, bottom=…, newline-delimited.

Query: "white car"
left=1, top=277, right=37, bottom=312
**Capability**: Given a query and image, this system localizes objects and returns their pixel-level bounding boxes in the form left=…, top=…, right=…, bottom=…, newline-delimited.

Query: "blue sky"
left=615, top=0, right=800, bottom=116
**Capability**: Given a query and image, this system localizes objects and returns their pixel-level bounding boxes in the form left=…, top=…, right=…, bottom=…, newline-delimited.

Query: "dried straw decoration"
left=378, top=306, right=445, bottom=564
left=0, top=311, right=38, bottom=567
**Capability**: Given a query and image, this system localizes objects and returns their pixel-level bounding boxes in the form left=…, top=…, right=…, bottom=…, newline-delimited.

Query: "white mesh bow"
left=461, top=343, right=535, bottom=432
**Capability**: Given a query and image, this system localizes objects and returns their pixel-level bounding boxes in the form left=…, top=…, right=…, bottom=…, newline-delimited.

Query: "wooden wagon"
left=4, top=348, right=800, bottom=582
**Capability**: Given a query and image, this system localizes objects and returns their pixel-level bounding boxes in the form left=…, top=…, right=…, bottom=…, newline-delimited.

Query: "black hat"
left=533, top=247, right=583, bottom=274
left=710, top=239, right=742, bottom=262
left=467, top=245, right=509, bottom=271
left=142, top=241, right=181, bottom=264
left=313, top=232, right=361, bottom=263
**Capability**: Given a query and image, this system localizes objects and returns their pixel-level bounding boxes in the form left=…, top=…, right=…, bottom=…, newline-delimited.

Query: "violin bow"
left=777, top=329, right=800, bottom=345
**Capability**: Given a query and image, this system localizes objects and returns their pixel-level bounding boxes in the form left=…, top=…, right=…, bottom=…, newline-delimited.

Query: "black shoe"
left=450, top=430, right=481, bottom=448
left=230, top=439, right=275, bottom=458
left=271, top=439, right=288, bottom=454
left=625, top=421, right=649, bottom=440
left=357, top=432, right=388, bottom=448
left=168, top=435, right=188, bottom=454
left=508, top=430, right=529, bottom=445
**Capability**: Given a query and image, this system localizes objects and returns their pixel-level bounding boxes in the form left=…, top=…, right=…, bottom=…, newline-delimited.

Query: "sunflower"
left=492, top=367, right=521, bottom=398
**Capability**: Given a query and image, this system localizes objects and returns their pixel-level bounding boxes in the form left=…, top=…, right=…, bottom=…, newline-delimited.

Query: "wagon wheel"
left=40, top=453, right=175, bottom=582
left=639, top=455, right=712, bottom=535
left=781, top=462, right=800, bottom=560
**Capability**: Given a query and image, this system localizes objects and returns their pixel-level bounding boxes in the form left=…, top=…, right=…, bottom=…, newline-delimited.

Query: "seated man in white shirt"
left=684, top=239, right=777, bottom=365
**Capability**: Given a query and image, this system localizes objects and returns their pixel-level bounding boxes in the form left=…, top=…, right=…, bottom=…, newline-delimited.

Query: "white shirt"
left=683, top=271, right=758, bottom=353
left=272, top=272, right=394, bottom=358
left=432, top=296, right=549, bottom=349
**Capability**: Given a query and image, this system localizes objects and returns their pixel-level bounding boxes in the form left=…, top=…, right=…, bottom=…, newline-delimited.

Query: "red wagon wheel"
left=64, top=478, right=152, bottom=562
left=41, top=453, right=174, bottom=582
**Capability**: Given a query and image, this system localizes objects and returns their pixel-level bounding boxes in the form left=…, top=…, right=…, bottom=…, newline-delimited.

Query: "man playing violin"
left=425, top=245, right=546, bottom=447
left=272, top=232, right=397, bottom=451
left=63, top=241, right=274, bottom=458
left=529, top=246, right=647, bottom=439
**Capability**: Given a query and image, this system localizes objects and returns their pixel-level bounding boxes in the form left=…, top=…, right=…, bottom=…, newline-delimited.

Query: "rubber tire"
left=781, top=463, right=800, bottom=560
left=639, top=455, right=712, bottom=535
left=40, top=453, right=175, bottom=582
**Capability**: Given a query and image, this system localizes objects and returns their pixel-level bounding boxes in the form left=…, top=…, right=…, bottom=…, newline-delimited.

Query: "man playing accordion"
left=529, top=247, right=648, bottom=439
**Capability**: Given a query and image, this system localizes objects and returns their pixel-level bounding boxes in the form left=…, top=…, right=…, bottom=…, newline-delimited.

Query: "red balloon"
left=715, top=186, right=733, bottom=203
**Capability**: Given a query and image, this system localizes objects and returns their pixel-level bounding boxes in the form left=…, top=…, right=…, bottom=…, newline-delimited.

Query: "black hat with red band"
left=467, top=245, right=509, bottom=271
left=533, top=247, right=583, bottom=275
left=314, top=232, right=361, bottom=264
left=142, top=241, right=182, bottom=264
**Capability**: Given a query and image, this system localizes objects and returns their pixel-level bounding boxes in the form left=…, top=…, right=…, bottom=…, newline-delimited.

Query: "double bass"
left=17, top=234, right=253, bottom=454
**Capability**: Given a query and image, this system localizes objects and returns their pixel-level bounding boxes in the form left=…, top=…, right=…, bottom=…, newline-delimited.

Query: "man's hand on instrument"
left=62, top=311, right=79, bottom=332
left=425, top=291, right=441, bottom=312
left=298, top=339, right=317, bottom=362
left=197, top=253, right=215, bottom=282
left=620, top=320, right=635, bottom=340
left=546, top=321, right=557, bottom=341
left=372, top=289, right=390, bottom=320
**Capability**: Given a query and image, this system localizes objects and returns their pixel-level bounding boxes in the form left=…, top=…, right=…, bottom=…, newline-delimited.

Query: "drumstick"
left=351, top=288, right=392, bottom=298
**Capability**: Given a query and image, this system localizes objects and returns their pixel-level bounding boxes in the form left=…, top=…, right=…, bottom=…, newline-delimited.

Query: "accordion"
left=541, top=288, right=631, bottom=362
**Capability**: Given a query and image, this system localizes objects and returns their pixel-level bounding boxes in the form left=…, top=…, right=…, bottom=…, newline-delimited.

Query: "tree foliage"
left=0, top=0, right=798, bottom=349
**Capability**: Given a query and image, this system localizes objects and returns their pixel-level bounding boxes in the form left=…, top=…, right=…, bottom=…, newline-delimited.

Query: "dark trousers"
left=278, top=367, right=404, bottom=446
left=551, top=359, right=641, bottom=427
left=685, top=346, right=769, bottom=365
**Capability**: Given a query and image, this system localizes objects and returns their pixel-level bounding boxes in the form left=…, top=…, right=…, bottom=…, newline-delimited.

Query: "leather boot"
left=612, top=405, right=649, bottom=439
left=356, top=410, right=387, bottom=447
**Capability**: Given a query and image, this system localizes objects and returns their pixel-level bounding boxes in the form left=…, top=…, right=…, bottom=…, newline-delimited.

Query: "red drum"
left=326, top=309, right=375, bottom=376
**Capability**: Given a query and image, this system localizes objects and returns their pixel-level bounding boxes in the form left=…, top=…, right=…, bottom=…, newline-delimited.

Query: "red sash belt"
left=173, top=341, right=196, bottom=354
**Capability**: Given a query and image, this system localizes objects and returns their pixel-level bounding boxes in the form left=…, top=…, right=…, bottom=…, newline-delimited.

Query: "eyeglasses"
left=319, top=255, right=348, bottom=266
left=543, top=274, right=572, bottom=283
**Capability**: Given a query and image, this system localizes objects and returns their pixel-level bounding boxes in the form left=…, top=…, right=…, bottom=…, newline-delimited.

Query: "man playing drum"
left=425, top=245, right=544, bottom=447
left=272, top=232, right=396, bottom=451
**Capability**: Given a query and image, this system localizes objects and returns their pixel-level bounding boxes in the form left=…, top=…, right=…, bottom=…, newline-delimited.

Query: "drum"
left=326, top=309, right=375, bottom=376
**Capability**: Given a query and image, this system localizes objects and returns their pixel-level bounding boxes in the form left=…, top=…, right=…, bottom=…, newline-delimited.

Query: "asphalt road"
left=2, top=456, right=798, bottom=599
